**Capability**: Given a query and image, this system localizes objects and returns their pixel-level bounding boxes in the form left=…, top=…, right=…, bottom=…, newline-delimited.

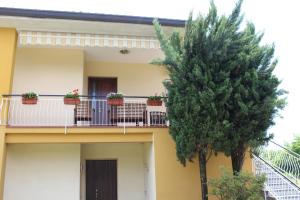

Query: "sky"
left=0, top=0, right=299, bottom=144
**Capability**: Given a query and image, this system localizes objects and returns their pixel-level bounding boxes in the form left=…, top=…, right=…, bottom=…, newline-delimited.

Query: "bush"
left=209, top=169, right=266, bottom=200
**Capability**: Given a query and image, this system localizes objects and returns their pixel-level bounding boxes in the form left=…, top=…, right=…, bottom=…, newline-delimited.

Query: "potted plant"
left=107, top=92, right=124, bottom=106
left=147, top=95, right=163, bottom=106
left=22, top=92, right=38, bottom=105
left=64, top=89, right=80, bottom=105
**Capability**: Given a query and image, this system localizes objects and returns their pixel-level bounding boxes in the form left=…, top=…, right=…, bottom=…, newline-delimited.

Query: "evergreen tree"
left=153, top=0, right=285, bottom=198
left=210, top=5, right=286, bottom=174
left=153, top=1, right=247, bottom=199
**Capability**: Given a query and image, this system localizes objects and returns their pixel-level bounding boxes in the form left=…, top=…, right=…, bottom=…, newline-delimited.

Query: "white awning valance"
left=18, top=31, right=160, bottom=49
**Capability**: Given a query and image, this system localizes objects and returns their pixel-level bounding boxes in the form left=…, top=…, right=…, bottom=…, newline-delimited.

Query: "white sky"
left=0, top=0, right=299, bottom=144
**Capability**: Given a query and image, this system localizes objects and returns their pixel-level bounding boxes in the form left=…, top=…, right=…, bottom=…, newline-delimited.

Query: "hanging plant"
left=147, top=94, right=162, bottom=106
left=107, top=92, right=124, bottom=106
left=64, top=89, right=80, bottom=105
left=22, top=92, right=38, bottom=105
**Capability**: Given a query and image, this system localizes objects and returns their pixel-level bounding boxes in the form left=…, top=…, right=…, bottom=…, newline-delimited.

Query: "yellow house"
left=0, top=7, right=251, bottom=200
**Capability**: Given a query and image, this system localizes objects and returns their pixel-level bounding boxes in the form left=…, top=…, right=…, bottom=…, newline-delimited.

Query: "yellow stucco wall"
left=0, top=128, right=6, bottom=199
left=0, top=28, right=17, bottom=94
left=0, top=28, right=17, bottom=199
left=12, top=48, right=84, bottom=95
left=84, top=61, right=169, bottom=96
left=207, top=151, right=252, bottom=177
left=153, top=129, right=202, bottom=200
left=152, top=129, right=252, bottom=200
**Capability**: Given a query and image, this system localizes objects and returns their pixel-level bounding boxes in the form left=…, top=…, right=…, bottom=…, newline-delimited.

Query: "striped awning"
left=18, top=30, right=160, bottom=49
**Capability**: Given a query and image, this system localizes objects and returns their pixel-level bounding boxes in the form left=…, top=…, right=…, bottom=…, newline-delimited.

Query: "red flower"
left=72, top=89, right=79, bottom=95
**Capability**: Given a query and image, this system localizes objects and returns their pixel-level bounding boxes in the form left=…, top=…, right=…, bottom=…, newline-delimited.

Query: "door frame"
left=88, top=77, right=118, bottom=97
left=87, top=77, right=118, bottom=125
left=83, top=158, right=119, bottom=200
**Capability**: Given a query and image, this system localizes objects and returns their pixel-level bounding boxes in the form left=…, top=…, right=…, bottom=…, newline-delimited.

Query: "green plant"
left=153, top=1, right=252, bottom=198
left=287, top=135, right=300, bottom=154
left=65, top=89, right=79, bottom=99
left=148, top=95, right=162, bottom=101
left=153, top=0, right=286, bottom=184
left=22, top=92, right=38, bottom=99
left=107, top=92, right=123, bottom=99
left=209, top=169, right=266, bottom=200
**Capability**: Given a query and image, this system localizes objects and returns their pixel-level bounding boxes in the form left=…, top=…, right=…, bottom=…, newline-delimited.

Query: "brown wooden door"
left=86, top=160, right=118, bottom=200
left=88, top=78, right=117, bottom=125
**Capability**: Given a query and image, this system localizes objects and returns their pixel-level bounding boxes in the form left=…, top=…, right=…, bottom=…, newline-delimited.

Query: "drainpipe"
left=0, top=97, right=3, bottom=125
left=64, top=110, right=68, bottom=134
left=123, top=106, right=126, bottom=134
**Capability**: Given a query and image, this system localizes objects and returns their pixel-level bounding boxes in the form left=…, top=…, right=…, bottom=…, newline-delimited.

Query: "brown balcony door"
left=86, top=160, right=118, bottom=200
left=88, top=78, right=117, bottom=125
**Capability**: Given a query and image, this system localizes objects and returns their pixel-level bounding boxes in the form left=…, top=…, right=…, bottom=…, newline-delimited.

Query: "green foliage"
left=287, top=135, right=300, bottom=154
left=209, top=169, right=266, bottom=200
left=106, top=92, right=123, bottom=99
left=65, top=89, right=79, bottom=99
left=148, top=95, right=162, bottom=101
left=22, top=92, right=38, bottom=99
left=153, top=0, right=286, bottom=174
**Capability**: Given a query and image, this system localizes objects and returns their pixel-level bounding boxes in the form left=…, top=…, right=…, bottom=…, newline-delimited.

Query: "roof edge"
left=0, top=7, right=186, bottom=27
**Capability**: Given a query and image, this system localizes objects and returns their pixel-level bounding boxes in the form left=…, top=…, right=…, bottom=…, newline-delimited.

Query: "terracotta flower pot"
left=147, top=99, right=163, bottom=106
left=107, top=98, right=124, bottom=106
left=22, top=98, right=38, bottom=105
left=64, top=98, right=80, bottom=105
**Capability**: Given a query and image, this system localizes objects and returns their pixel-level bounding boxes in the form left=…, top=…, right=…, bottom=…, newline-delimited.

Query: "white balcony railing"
left=253, top=141, right=300, bottom=199
left=256, top=141, right=300, bottom=186
left=0, top=96, right=168, bottom=128
left=253, top=155, right=300, bottom=200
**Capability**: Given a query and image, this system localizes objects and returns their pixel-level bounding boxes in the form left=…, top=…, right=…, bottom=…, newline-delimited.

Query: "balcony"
left=0, top=95, right=168, bottom=128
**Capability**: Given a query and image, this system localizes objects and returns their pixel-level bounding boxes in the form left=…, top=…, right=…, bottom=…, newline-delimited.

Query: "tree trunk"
left=231, top=142, right=246, bottom=174
left=198, top=148, right=208, bottom=200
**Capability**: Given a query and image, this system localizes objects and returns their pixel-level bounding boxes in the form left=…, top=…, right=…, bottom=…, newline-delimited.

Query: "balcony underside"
left=4, top=126, right=169, bottom=144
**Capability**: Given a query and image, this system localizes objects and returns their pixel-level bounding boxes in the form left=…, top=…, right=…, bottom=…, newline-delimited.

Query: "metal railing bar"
left=254, top=154, right=300, bottom=190
left=254, top=155, right=300, bottom=199
left=1, top=94, right=167, bottom=99
left=270, top=140, right=300, bottom=158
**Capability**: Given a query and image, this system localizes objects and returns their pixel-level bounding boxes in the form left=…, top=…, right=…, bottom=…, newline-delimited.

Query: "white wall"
left=10, top=48, right=85, bottom=126
left=12, top=47, right=84, bottom=95
left=81, top=143, right=147, bottom=200
left=4, top=144, right=81, bottom=200
left=83, top=61, right=169, bottom=96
